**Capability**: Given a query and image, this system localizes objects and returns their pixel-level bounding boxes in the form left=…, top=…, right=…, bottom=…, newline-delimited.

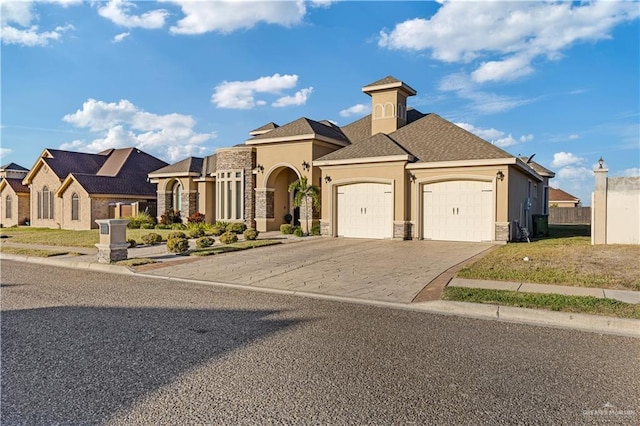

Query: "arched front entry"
left=257, top=165, right=301, bottom=231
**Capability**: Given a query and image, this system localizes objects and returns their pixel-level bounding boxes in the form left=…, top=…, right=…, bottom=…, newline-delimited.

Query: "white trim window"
left=5, top=195, right=12, bottom=219
left=216, top=170, right=244, bottom=221
left=71, top=193, right=79, bottom=221
left=38, top=186, right=54, bottom=219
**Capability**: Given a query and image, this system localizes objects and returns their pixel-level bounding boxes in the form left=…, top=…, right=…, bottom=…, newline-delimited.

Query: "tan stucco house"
left=549, top=187, right=580, bottom=208
left=22, top=148, right=167, bottom=230
left=0, top=163, right=30, bottom=227
left=149, top=76, right=554, bottom=242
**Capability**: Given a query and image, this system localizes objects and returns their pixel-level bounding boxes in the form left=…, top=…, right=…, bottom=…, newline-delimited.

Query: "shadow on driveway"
left=1, top=306, right=302, bottom=424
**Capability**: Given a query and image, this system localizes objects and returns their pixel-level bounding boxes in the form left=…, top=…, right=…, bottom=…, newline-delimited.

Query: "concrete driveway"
left=144, top=238, right=495, bottom=303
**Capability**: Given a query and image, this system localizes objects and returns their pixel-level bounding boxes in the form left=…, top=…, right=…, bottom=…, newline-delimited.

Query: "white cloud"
left=167, top=0, right=307, bottom=35
left=551, top=152, right=586, bottom=168
left=98, top=0, right=168, bottom=29
left=455, top=122, right=533, bottom=148
left=339, top=103, right=371, bottom=117
left=0, top=147, right=13, bottom=160
left=1, top=0, right=77, bottom=47
left=112, top=31, right=130, bottom=43
left=614, top=168, right=640, bottom=178
left=568, top=134, right=580, bottom=140
left=60, top=99, right=216, bottom=162
left=272, top=87, right=313, bottom=107
left=379, top=1, right=640, bottom=83
left=556, top=166, right=592, bottom=181
left=212, top=74, right=304, bottom=109
left=438, top=72, right=535, bottom=114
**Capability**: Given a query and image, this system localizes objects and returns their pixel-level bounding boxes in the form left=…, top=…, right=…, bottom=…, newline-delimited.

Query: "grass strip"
left=0, top=246, right=71, bottom=258
left=443, top=286, right=640, bottom=319
left=115, top=258, right=158, bottom=267
left=190, top=240, right=281, bottom=256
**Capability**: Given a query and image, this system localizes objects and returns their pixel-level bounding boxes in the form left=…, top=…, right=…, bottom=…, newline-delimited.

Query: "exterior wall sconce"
left=409, top=173, right=417, bottom=183
left=496, top=170, right=505, bottom=181
left=254, top=164, right=264, bottom=173
left=324, top=175, right=332, bottom=183
left=302, top=161, right=311, bottom=171
left=598, top=157, right=604, bottom=169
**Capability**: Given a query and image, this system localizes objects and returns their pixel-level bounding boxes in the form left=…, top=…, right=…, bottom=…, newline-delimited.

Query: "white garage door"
left=423, top=180, right=493, bottom=242
left=337, top=183, right=393, bottom=239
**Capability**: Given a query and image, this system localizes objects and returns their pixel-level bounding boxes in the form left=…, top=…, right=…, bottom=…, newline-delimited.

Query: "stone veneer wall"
left=495, top=222, right=510, bottom=242
left=393, top=221, right=412, bottom=240
left=255, top=189, right=274, bottom=219
left=216, top=148, right=256, bottom=229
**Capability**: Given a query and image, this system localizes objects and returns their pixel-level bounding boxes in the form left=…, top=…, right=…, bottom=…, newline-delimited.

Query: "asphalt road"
left=2, top=260, right=638, bottom=425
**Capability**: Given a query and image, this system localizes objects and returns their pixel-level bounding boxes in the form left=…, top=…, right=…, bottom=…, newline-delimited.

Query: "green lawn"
left=0, top=227, right=175, bottom=248
left=457, top=225, right=640, bottom=291
left=443, top=287, right=640, bottom=319
left=0, top=246, right=74, bottom=257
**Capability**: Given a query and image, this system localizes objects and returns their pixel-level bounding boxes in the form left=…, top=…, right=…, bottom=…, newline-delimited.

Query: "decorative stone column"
left=592, top=166, right=608, bottom=245
left=95, top=219, right=130, bottom=263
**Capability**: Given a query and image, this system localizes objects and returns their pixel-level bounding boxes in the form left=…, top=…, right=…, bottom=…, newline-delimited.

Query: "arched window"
left=39, top=185, right=53, bottom=220
left=170, top=180, right=182, bottom=212
left=71, top=193, right=79, bottom=221
left=374, top=104, right=383, bottom=119
left=5, top=195, right=12, bottom=219
left=384, top=102, right=394, bottom=117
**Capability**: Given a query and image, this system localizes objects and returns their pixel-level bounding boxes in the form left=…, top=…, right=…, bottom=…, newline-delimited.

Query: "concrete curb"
left=2, top=255, right=638, bottom=338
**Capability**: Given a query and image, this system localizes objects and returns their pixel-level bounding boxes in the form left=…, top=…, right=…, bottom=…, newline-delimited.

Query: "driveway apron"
left=144, top=238, right=495, bottom=303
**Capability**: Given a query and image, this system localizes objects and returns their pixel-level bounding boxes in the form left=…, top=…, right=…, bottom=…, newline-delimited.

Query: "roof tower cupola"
left=362, top=76, right=417, bottom=135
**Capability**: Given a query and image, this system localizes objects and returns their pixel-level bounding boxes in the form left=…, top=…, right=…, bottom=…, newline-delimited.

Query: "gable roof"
left=549, top=187, right=580, bottom=203
left=362, top=75, right=417, bottom=96
left=0, top=163, right=28, bottom=172
left=61, top=172, right=158, bottom=197
left=315, top=133, right=413, bottom=163
left=149, top=156, right=205, bottom=176
left=247, top=117, right=349, bottom=145
left=0, top=177, right=29, bottom=194
left=519, top=157, right=555, bottom=178
left=339, top=108, right=426, bottom=145
left=249, top=122, right=279, bottom=136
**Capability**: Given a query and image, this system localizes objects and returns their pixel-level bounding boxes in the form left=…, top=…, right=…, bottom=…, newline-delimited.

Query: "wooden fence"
left=548, top=207, right=591, bottom=224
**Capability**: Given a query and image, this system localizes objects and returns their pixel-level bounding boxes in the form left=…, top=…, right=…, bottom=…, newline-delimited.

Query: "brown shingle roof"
left=2, top=178, right=29, bottom=193
left=43, top=149, right=108, bottom=179
left=549, top=187, right=580, bottom=202
left=70, top=173, right=158, bottom=197
left=249, top=122, right=279, bottom=135
left=339, top=108, right=425, bottom=145
left=202, top=154, right=217, bottom=175
left=364, top=75, right=402, bottom=87
left=519, top=157, right=555, bottom=178
left=249, top=117, right=349, bottom=143
left=149, top=156, right=204, bottom=176
left=389, top=114, right=514, bottom=163
left=0, top=163, right=28, bottom=172
left=316, top=133, right=411, bottom=162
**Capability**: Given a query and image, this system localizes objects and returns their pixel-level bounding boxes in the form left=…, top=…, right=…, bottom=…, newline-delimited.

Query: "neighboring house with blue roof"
left=22, top=148, right=167, bottom=230
left=0, top=163, right=30, bottom=227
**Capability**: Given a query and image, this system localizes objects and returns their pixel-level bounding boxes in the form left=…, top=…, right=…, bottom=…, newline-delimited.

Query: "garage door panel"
left=337, top=183, right=392, bottom=239
left=423, top=180, right=492, bottom=242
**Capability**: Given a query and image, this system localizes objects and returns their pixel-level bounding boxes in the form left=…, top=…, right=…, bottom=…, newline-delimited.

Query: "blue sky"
left=2, top=0, right=639, bottom=205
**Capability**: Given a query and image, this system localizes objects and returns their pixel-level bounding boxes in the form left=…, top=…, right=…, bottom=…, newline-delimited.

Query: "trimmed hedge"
left=280, top=224, right=293, bottom=235
left=243, top=228, right=259, bottom=241
left=219, top=231, right=238, bottom=244
left=196, top=236, right=215, bottom=248
left=167, top=237, right=189, bottom=254
left=141, top=233, right=163, bottom=245
left=293, top=226, right=304, bottom=237
left=168, top=231, right=187, bottom=240
left=227, top=222, right=247, bottom=234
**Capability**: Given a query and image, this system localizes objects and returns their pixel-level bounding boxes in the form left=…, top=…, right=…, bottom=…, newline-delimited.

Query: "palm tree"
left=288, top=176, right=320, bottom=236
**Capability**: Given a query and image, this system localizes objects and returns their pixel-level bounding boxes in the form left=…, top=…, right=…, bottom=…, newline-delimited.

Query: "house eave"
left=314, top=154, right=414, bottom=167
left=246, top=133, right=349, bottom=147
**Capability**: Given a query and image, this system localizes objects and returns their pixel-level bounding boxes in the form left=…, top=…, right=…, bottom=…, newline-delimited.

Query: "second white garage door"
left=423, top=180, right=493, bottom=242
left=337, top=183, right=393, bottom=239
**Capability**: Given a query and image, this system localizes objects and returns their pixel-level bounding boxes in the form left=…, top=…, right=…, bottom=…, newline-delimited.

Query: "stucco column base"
left=320, top=220, right=331, bottom=236
left=495, top=222, right=510, bottom=242
left=95, top=243, right=129, bottom=263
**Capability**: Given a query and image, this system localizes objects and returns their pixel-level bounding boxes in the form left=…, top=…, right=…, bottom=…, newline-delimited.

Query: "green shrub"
left=141, top=233, right=163, bottom=245
left=215, top=221, right=230, bottom=229
left=140, top=223, right=155, bottom=230
left=196, top=236, right=215, bottom=248
left=311, top=223, right=321, bottom=236
left=293, top=226, right=304, bottom=237
left=170, top=223, right=186, bottom=230
left=187, top=212, right=206, bottom=224
left=219, top=231, right=238, bottom=244
left=167, top=237, right=189, bottom=254
left=126, top=212, right=156, bottom=229
left=160, top=209, right=182, bottom=225
left=210, top=225, right=225, bottom=236
left=243, top=228, right=259, bottom=241
left=226, top=222, right=247, bottom=234
left=168, top=231, right=186, bottom=240
left=127, top=238, right=137, bottom=248
left=154, top=224, right=171, bottom=229
left=280, top=224, right=293, bottom=235
left=188, top=225, right=206, bottom=238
